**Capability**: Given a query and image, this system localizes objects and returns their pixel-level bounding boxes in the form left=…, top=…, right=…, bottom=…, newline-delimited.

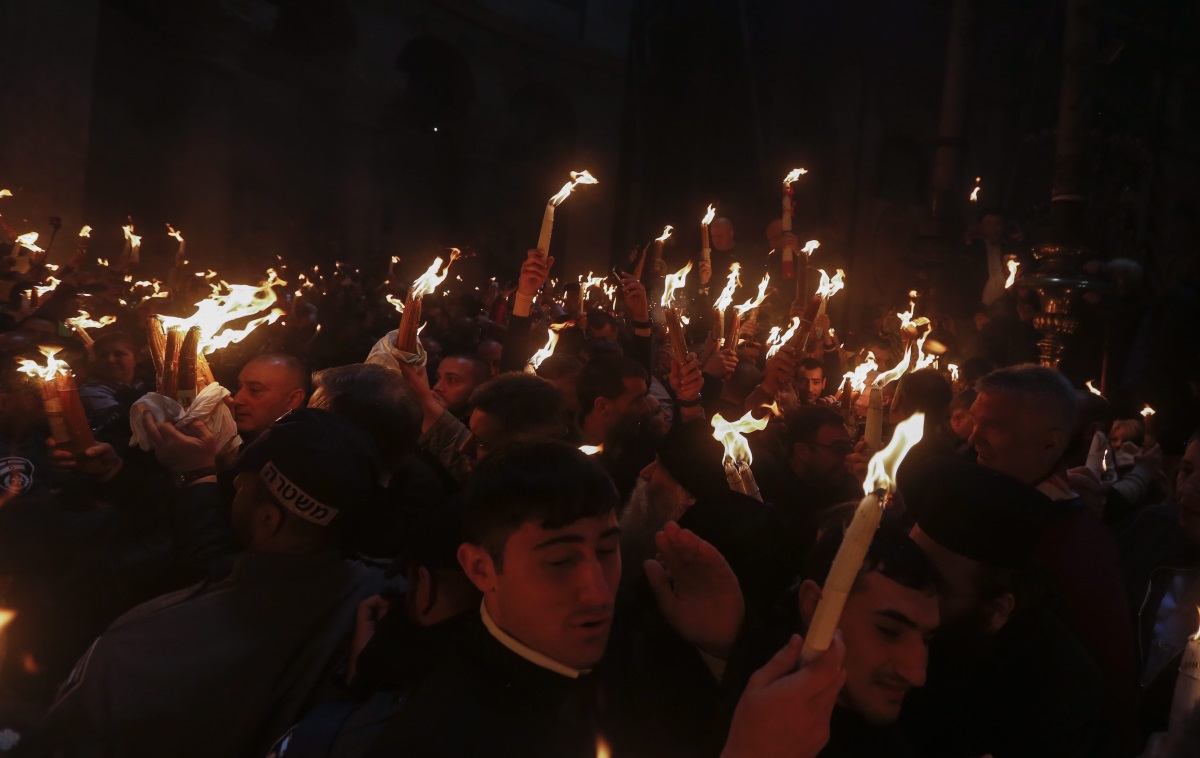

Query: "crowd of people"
left=0, top=206, right=1198, bottom=757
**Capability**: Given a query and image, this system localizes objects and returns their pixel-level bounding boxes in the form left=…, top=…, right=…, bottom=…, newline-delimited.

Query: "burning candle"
left=536, top=170, right=598, bottom=259
left=122, top=223, right=141, bottom=267
left=813, top=268, right=846, bottom=323
left=727, top=273, right=770, bottom=350
left=700, top=204, right=716, bottom=263
left=1004, top=257, right=1020, bottom=290
left=865, top=347, right=913, bottom=449
left=17, top=347, right=96, bottom=455
left=800, top=412, right=926, bottom=663
left=395, top=253, right=458, bottom=355
left=1085, top=380, right=1103, bottom=397
left=710, top=409, right=770, bottom=501
left=711, top=263, right=741, bottom=344
left=1141, top=405, right=1156, bottom=418
left=8, top=232, right=42, bottom=274
left=660, top=262, right=693, bottom=364
left=970, top=177, right=981, bottom=203
left=780, top=168, right=807, bottom=280
left=948, top=363, right=959, bottom=384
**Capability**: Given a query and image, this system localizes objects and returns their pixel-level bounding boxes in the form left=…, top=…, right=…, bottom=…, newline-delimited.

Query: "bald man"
left=232, top=354, right=308, bottom=439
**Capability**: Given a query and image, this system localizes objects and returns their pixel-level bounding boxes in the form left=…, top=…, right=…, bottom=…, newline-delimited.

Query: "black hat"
left=234, top=408, right=380, bottom=527
left=656, top=419, right=731, bottom=499
left=900, top=456, right=1053, bottom=568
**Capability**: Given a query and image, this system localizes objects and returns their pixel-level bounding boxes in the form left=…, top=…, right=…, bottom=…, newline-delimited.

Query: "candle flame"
left=656, top=225, right=674, bottom=243
left=595, top=734, right=612, bottom=758
left=0, top=608, right=13, bottom=634
left=122, top=224, right=141, bottom=250
left=157, top=269, right=285, bottom=355
left=701, top=204, right=716, bottom=226
left=660, top=262, right=693, bottom=309
left=863, top=412, right=926, bottom=495
left=410, top=252, right=459, bottom=300
left=548, top=170, right=598, bottom=207
left=872, top=349, right=912, bottom=390
left=842, top=351, right=879, bottom=394
left=733, top=273, right=771, bottom=316
left=34, top=276, right=61, bottom=298
left=16, top=345, right=71, bottom=381
left=711, top=409, right=771, bottom=468
left=1085, top=380, right=1103, bottom=397
left=783, top=167, right=808, bottom=186
left=13, top=232, right=43, bottom=253
left=766, top=317, right=801, bottom=358
left=1140, top=404, right=1156, bottom=418
left=713, top=263, right=742, bottom=312
left=166, top=224, right=184, bottom=243
left=528, top=328, right=561, bottom=370
left=801, top=240, right=820, bottom=257
left=97, top=258, right=109, bottom=267
left=579, top=444, right=605, bottom=456
left=815, top=268, right=846, bottom=300
left=66, top=310, right=117, bottom=330
left=948, top=363, right=959, bottom=383
left=79, top=225, right=92, bottom=238
left=0, top=189, right=11, bottom=198
left=763, top=400, right=782, bottom=417
left=385, top=294, right=406, bottom=314
left=1004, top=258, right=1020, bottom=289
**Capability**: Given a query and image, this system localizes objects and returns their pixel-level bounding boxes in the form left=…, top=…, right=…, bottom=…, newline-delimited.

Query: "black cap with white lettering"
left=234, top=408, right=380, bottom=527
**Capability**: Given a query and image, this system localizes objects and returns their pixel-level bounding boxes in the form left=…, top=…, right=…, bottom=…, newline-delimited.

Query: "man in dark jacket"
left=42, top=410, right=386, bottom=757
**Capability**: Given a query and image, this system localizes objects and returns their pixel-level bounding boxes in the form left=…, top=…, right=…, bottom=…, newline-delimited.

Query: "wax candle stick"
left=536, top=170, right=597, bottom=260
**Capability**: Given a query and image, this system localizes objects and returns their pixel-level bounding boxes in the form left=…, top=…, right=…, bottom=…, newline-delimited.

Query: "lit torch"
left=16, top=346, right=96, bottom=455
left=711, top=263, right=741, bottom=345
left=536, top=170, right=598, bottom=260
left=9, top=232, right=42, bottom=274
left=700, top=204, right=716, bottom=263
left=710, top=409, right=770, bottom=501
left=660, top=262, right=693, bottom=364
left=839, top=351, right=878, bottom=427
left=121, top=223, right=141, bottom=268
left=65, top=310, right=116, bottom=348
left=396, top=252, right=459, bottom=355
left=864, top=340, right=916, bottom=450
left=527, top=322, right=572, bottom=372
left=728, top=272, right=770, bottom=350
left=800, top=412, right=926, bottom=663
left=780, top=167, right=808, bottom=280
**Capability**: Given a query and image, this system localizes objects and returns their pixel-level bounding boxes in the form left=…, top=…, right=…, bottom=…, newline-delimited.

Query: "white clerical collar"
left=480, top=601, right=587, bottom=679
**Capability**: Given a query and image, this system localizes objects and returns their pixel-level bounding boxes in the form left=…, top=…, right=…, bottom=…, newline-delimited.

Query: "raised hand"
left=721, top=632, right=846, bottom=758
left=645, top=521, right=744, bottom=660
left=620, top=274, right=650, bottom=324
left=142, top=413, right=217, bottom=474
left=518, top=250, right=554, bottom=298
left=47, top=438, right=123, bottom=482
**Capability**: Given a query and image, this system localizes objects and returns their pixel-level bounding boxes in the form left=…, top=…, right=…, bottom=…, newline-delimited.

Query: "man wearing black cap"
left=899, top=458, right=1107, bottom=758
left=43, top=409, right=387, bottom=758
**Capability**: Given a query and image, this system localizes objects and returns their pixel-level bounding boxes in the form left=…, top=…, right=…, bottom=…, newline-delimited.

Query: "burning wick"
left=970, top=177, right=981, bottom=203
left=800, top=412, right=926, bottom=662
left=536, top=170, right=598, bottom=259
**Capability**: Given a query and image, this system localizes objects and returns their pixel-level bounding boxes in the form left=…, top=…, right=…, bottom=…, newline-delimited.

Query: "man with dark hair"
left=536, top=352, right=584, bottom=415
left=899, top=458, right=1107, bottom=757
left=799, top=357, right=828, bottom=405
left=795, top=522, right=940, bottom=756
left=431, top=353, right=489, bottom=421
left=577, top=355, right=657, bottom=500
left=44, top=410, right=385, bottom=757
left=232, top=352, right=309, bottom=439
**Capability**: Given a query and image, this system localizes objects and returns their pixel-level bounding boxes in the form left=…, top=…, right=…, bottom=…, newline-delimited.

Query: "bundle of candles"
left=394, top=253, right=458, bottom=355
left=17, top=346, right=96, bottom=455
left=710, top=408, right=771, bottom=501
left=659, top=262, right=693, bottom=363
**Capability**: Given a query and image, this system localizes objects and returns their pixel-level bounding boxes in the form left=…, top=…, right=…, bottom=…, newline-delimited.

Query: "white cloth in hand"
left=365, top=329, right=427, bottom=369
left=129, top=382, right=241, bottom=455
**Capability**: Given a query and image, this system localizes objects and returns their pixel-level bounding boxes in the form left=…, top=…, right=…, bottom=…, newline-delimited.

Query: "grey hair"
left=310, top=363, right=420, bottom=460
left=977, top=364, right=1078, bottom=431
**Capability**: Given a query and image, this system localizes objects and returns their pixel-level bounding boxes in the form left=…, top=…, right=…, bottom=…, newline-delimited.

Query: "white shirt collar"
left=480, top=601, right=587, bottom=679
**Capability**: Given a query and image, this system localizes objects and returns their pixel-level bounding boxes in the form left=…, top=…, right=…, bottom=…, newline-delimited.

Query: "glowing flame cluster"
left=529, top=322, right=571, bottom=370
left=1086, top=380, right=1103, bottom=397
left=1140, top=405, right=1156, bottom=418
left=733, top=273, right=770, bottom=316
left=16, top=346, right=70, bottom=381
left=948, top=363, right=960, bottom=383
left=579, top=444, right=605, bottom=456
left=783, top=167, right=808, bottom=187
left=872, top=349, right=912, bottom=390
left=1004, top=258, right=1021, bottom=289
left=701, top=204, right=716, bottom=227
left=711, top=409, right=771, bottom=468
left=79, top=225, right=92, bottom=238
left=842, top=351, right=879, bottom=394
left=166, top=225, right=184, bottom=244
left=713, top=263, right=742, bottom=312
left=123, top=224, right=141, bottom=251
left=548, top=170, right=598, bottom=207
left=660, top=261, right=693, bottom=309
left=66, top=311, right=117, bottom=330
left=864, top=412, right=926, bottom=495
left=815, top=268, right=846, bottom=300
left=801, top=240, right=820, bottom=256
left=34, top=276, right=61, bottom=298
left=13, top=232, right=43, bottom=255
left=410, top=250, right=461, bottom=300
left=655, top=225, right=674, bottom=244
left=157, top=269, right=285, bottom=355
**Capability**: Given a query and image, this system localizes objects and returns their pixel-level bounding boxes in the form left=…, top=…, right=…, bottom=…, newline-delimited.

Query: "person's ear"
left=458, top=543, right=498, bottom=594
left=984, top=592, right=1015, bottom=633
left=414, top=566, right=436, bottom=621
left=288, top=388, right=306, bottom=411
left=593, top=396, right=611, bottom=418
left=256, top=501, right=285, bottom=541
left=797, top=579, right=822, bottom=629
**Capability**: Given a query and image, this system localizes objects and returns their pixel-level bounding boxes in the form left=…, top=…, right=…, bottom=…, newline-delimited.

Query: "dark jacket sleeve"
left=172, top=481, right=237, bottom=582
left=500, top=313, right=535, bottom=373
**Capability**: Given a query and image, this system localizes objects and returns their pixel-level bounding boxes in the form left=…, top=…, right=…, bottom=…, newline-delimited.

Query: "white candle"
left=864, top=388, right=883, bottom=450
left=536, top=203, right=555, bottom=260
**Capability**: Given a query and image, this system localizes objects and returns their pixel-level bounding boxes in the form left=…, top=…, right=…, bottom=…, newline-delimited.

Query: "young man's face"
left=607, top=377, right=652, bottom=440
left=472, top=512, right=621, bottom=670
left=835, top=572, right=939, bottom=725
left=234, top=359, right=305, bottom=437
left=433, top=357, right=481, bottom=415
left=800, top=367, right=826, bottom=403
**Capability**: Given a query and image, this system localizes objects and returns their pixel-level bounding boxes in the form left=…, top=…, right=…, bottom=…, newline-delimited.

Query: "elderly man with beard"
left=899, top=458, right=1108, bottom=758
